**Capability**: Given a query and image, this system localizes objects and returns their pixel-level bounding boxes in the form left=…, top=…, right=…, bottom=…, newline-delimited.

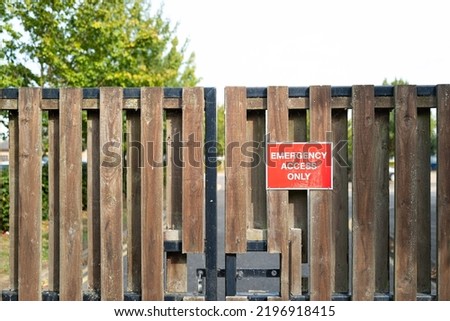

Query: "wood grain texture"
left=18, top=88, right=42, bottom=300
left=225, top=87, right=247, bottom=253
left=99, top=88, right=123, bottom=300
left=309, top=86, right=332, bottom=301
left=394, top=85, right=418, bottom=301
left=437, top=84, right=450, bottom=300
left=352, top=85, right=376, bottom=300
left=141, top=87, right=164, bottom=300
left=289, top=228, right=302, bottom=296
left=59, top=88, right=83, bottom=300
left=182, top=87, right=205, bottom=253
left=87, top=110, right=101, bottom=291
left=267, top=86, right=289, bottom=299
left=126, top=110, right=142, bottom=293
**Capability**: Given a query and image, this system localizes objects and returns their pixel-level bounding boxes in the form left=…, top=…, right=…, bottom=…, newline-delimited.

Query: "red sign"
left=267, top=142, right=333, bottom=190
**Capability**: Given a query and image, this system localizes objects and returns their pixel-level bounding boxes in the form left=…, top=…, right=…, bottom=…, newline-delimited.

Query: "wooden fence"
left=1, top=85, right=450, bottom=301
left=224, top=85, right=450, bottom=301
left=1, top=87, right=217, bottom=301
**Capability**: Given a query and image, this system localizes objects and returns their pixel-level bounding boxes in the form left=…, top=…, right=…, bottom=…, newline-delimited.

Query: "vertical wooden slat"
left=141, top=87, right=164, bottom=300
left=8, top=110, right=19, bottom=291
left=437, top=84, right=450, bottom=300
left=332, top=108, right=349, bottom=294
left=182, top=88, right=205, bottom=253
left=126, top=110, right=142, bottom=293
left=374, top=109, right=390, bottom=294
left=165, top=110, right=187, bottom=293
left=267, top=86, right=289, bottom=300
left=309, top=86, right=332, bottom=301
left=87, top=110, right=101, bottom=291
left=99, top=87, right=123, bottom=300
left=352, top=85, right=376, bottom=300
left=416, top=108, right=431, bottom=294
left=394, top=85, right=418, bottom=301
left=47, top=110, right=60, bottom=292
left=225, top=87, right=247, bottom=253
left=59, top=88, right=83, bottom=300
left=18, top=88, right=42, bottom=300
left=289, top=228, right=302, bottom=296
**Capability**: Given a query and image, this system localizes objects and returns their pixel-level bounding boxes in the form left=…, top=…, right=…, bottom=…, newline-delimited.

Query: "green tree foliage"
left=217, top=105, right=225, bottom=156
left=0, top=0, right=198, bottom=87
left=0, top=0, right=199, bottom=231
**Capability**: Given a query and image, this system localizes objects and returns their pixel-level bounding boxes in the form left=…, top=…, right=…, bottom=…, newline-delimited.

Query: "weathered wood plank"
left=87, top=110, right=101, bottom=291
left=47, top=110, right=60, bottom=293
left=309, top=86, right=333, bottom=301
left=99, top=88, right=123, bottom=300
left=374, top=109, right=390, bottom=293
left=182, top=87, right=205, bottom=253
left=416, top=108, right=431, bottom=294
left=394, top=85, right=418, bottom=301
left=225, top=87, right=247, bottom=253
left=18, top=88, right=42, bottom=300
left=267, top=86, right=289, bottom=300
left=59, top=88, right=83, bottom=300
left=8, top=110, right=19, bottom=290
left=437, top=84, right=450, bottom=300
left=332, top=108, right=349, bottom=294
left=141, top=87, right=164, bottom=300
left=126, top=110, right=142, bottom=293
left=352, top=85, right=376, bottom=300
left=289, top=228, right=302, bottom=296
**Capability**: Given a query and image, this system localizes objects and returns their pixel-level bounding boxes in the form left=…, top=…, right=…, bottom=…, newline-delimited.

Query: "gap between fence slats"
left=416, top=108, right=431, bottom=294
left=47, top=110, right=60, bottom=293
left=331, top=108, right=349, bottom=294
left=126, top=109, right=142, bottom=293
left=437, top=84, right=450, bottom=300
left=87, top=110, right=101, bottom=292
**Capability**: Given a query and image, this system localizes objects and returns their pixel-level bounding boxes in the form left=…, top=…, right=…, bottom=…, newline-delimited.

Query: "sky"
left=151, top=0, right=450, bottom=104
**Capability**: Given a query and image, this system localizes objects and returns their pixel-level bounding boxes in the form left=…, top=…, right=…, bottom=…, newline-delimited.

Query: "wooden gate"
left=1, top=87, right=217, bottom=301
left=2, top=85, right=450, bottom=301
left=224, top=85, right=450, bottom=301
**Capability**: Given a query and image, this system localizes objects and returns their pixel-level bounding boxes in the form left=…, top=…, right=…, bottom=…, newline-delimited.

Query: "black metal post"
left=204, top=87, right=218, bottom=301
